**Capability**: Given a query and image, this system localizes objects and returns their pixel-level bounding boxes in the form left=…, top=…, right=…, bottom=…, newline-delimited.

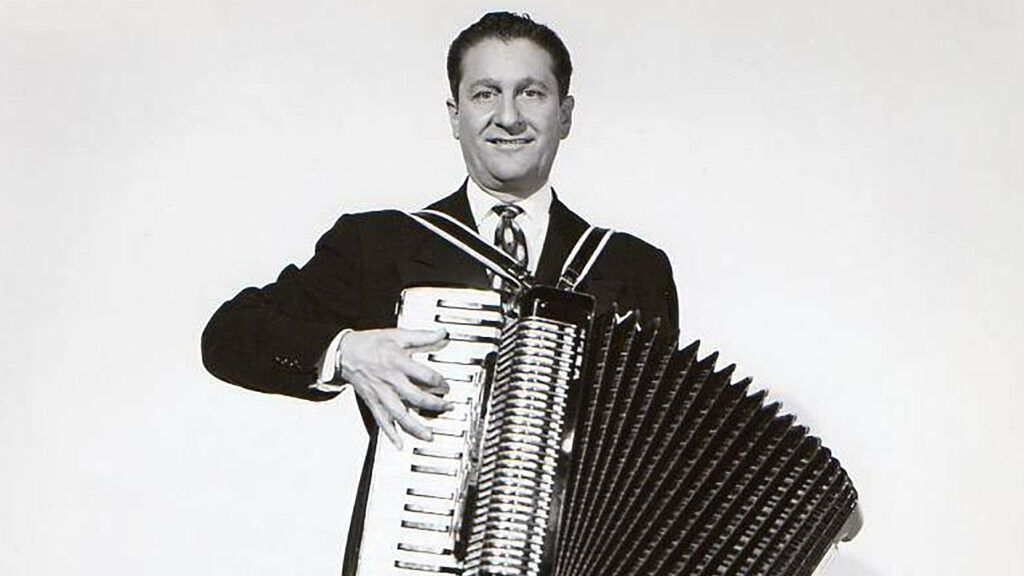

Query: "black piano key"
left=411, top=463, right=458, bottom=477
left=397, top=542, right=454, bottom=555
left=401, top=519, right=450, bottom=533
left=404, top=503, right=455, bottom=517
left=413, top=446, right=464, bottom=460
left=394, top=559, right=461, bottom=573
left=407, top=487, right=454, bottom=500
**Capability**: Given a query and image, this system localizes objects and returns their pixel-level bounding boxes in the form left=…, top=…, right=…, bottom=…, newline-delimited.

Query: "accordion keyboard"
left=354, top=287, right=503, bottom=576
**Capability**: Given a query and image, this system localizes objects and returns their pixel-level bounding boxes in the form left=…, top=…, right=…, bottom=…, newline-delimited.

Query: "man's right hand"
left=338, top=328, right=452, bottom=449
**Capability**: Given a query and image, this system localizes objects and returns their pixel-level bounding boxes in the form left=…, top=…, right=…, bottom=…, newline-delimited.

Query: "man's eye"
left=473, top=90, right=495, bottom=101
left=523, top=89, right=545, bottom=98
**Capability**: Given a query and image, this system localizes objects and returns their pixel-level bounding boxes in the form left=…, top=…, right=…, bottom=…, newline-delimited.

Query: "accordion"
left=348, top=284, right=862, bottom=576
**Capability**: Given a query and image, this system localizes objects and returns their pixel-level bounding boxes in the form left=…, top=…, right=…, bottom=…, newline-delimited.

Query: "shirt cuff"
left=309, top=328, right=354, bottom=392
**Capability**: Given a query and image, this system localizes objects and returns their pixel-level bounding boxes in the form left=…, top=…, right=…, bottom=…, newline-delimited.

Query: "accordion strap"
left=407, top=210, right=533, bottom=290
left=558, top=226, right=614, bottom=290
left=406, top=211, right=613, bottom=293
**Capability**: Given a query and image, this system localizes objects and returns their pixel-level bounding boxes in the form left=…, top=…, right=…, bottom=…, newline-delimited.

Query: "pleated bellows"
left=553, top=310, right=858, bottom=576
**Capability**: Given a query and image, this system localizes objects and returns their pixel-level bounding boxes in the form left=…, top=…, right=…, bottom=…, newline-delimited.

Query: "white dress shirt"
left=464, top=177, right=552, bottom=275
left=314, top=178, right=554, bottom=387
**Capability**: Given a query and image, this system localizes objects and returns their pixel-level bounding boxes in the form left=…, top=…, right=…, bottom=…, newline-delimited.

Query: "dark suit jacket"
left=201, top=182, right=678, bottom=572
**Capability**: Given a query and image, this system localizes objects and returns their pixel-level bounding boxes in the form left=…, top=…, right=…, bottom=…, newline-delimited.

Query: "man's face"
left=447, top=38, right=574, bottom=198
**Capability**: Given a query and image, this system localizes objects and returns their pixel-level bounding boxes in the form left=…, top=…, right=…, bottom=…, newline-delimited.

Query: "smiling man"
left=201, top=12, right=678, bottom=573
left=448, top=35, right=573, bottom=198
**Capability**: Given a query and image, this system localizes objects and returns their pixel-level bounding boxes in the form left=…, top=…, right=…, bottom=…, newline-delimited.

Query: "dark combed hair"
left=447, top=12, right=573, bottom=102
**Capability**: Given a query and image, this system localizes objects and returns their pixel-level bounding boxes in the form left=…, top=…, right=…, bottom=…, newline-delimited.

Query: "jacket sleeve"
left=201, top=214, right=365, bottom=401
left=643, top=247, right=680, bottom=337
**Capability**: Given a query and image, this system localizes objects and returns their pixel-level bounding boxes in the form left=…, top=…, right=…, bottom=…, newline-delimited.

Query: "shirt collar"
left=465, top=177, right=553, bottom=228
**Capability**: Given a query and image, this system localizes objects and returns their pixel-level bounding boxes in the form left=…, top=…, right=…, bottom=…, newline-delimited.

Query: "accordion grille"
left=464, top=316, right=587, bottom=576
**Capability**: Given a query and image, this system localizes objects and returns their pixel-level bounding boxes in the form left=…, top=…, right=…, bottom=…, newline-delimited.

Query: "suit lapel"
left=425, top=179, right=477, bottom=230
left=534, top=191, right=588, bottom=285
left=398, top=181, right=492, bottom=289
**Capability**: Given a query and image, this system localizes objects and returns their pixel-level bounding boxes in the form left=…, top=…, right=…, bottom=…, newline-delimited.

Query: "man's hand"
left=339, top=328, right=452, bottom=449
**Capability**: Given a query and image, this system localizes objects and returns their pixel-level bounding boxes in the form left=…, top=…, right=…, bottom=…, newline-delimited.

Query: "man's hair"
left=447, top=12, right=573, bottom=102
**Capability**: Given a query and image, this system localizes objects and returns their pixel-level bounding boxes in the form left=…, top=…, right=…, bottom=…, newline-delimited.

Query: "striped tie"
left=492, top=204, right=528, bottom=267
left=491, top=204, right=528, bottom=294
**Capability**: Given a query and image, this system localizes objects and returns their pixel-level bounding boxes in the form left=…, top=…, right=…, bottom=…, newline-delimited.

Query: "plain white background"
left=2, top=1, right=1022, bottom=574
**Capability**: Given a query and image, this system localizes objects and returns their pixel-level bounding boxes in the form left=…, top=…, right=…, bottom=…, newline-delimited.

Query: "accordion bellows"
left=550, top=309, right=859, bottom=576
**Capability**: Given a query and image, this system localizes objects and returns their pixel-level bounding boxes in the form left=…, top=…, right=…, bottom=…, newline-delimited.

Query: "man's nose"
left=494, top=94, right=525, bottom=133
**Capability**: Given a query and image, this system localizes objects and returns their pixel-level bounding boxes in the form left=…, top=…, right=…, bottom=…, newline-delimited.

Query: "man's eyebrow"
left=467, top=77, right=552, bottom=90
left=521, top=77, right=551, bottom=88
left=468, top=78, right=500, bottom=89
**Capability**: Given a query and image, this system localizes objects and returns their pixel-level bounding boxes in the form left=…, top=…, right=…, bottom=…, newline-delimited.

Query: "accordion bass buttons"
left=354, top=287, right=504, bottom=576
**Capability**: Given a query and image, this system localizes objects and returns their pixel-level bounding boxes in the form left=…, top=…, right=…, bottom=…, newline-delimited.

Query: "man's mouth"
left=487, top=137, right=534, bottom=148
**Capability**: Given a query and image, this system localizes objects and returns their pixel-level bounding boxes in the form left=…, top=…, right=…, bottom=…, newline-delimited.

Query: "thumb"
left=394, top=328, right=448, bottom=348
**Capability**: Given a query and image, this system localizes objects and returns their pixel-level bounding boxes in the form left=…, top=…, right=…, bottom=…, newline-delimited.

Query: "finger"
left=393, top=328, right=448, bottom=348
left=376, top=386, right=433, bottom=442
left=406, top=337, right=450, bottom=355
left=380, top=418, right=402, bottom=450
left=394, top=356, right=449, bottom=393
left=389, top=372, right=453, bottom=412
left=404, top=409, right=434, bottom=442
left=359, top=385, right=403, bottom=450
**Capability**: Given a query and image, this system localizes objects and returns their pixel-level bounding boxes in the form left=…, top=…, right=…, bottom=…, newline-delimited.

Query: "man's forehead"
left=459, top=38, right=557, bottom=85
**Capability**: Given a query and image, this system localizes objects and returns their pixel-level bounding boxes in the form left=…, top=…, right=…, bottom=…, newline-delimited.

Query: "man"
left=201, top=11, right=678, bottom=572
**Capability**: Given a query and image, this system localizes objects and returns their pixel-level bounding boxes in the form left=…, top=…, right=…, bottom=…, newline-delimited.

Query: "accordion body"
left=349, top=285, right=861, bottom=576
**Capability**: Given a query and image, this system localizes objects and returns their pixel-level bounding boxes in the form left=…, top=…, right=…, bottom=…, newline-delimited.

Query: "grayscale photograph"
left=2, top=2, right=1021, bottom=575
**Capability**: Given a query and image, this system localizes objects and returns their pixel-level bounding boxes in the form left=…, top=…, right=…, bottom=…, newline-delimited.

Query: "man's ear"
left=446, top=98, right=460, bottom=140
left=559, top=95, right=575, bottom=139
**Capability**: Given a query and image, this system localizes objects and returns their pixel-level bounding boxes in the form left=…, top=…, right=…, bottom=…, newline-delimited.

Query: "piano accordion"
left=350, top=285, right=861, bottom=576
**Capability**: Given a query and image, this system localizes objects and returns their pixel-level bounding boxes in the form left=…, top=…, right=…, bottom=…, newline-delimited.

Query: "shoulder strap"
left=557, top=226, right=615, bottom=291
left=406, top=210, right=533, bottom=291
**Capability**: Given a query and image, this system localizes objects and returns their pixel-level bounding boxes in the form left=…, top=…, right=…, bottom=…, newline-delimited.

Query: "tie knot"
left=492, top=204, right=524, bottom=220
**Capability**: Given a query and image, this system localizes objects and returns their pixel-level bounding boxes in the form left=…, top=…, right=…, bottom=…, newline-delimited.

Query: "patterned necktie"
left=491, top=204, right=528, bottom=293
left=492, top=204, right=528, bottom=267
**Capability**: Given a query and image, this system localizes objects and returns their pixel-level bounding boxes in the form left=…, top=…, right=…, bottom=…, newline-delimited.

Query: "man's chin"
left=486, top=180, right=546, bottom=199
left=482, top=166, right=539, bottom=186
